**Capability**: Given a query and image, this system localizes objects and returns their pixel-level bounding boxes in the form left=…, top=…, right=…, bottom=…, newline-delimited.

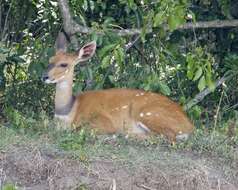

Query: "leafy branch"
left=184, top=75, right=232, bottom=110
left=58, top=0, right=238, bottom=36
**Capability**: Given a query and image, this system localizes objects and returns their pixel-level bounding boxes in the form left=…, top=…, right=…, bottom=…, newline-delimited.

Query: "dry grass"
left=0, top=123, right=238, bottom=190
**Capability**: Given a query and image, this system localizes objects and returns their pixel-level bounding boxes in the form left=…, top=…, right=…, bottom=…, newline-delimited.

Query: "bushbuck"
left=42, top=33, right=194, bottom=141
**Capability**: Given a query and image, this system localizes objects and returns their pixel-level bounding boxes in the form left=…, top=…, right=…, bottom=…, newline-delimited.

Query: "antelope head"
left=42, top=32, right=96, bottom=84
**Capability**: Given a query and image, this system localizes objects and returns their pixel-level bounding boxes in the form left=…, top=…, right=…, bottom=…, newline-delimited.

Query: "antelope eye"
left=59, top=63, right=68, bottom=67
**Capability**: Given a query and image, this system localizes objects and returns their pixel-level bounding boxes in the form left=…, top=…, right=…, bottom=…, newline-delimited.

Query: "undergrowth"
left=0, top=109, right=238, bottom=165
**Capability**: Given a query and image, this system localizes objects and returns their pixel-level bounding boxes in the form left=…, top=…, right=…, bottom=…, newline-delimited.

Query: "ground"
left=0, top=125, right=237, bottom=190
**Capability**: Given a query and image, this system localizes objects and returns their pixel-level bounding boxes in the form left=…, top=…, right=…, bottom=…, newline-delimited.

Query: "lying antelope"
left=42, top=33, right=194, bottom=141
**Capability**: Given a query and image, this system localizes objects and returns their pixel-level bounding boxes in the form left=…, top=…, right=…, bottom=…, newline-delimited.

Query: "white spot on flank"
left=122, top=105, right=128, bottom=109
left=146, top=112, right=152, bottom=116
left=112, top=107, right=120, bottom=112
left=136, top=92, right=145, bottom=97
left=179, top=131, right=183, bottom=134
left=140, top=113, right=144, bottom=117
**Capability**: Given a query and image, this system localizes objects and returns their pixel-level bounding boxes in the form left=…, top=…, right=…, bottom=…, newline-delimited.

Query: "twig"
left=1, top=0, right=13, bottom=40
left=57, top=0, right=238, bottom=37
left=214, top=89, right=224, bottom=128
left=125, top=35, right=140, bottom=51
left=225, top=103, right=238, bottom=112
left=184, top=75, right=232, bottom=110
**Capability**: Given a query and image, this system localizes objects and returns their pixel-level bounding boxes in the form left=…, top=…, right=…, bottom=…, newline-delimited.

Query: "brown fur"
left=72, top=89, right=194, bottom=140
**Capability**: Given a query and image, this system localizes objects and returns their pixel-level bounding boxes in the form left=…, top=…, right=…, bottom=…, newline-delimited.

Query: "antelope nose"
left=41, top=74, right=49, bottom=82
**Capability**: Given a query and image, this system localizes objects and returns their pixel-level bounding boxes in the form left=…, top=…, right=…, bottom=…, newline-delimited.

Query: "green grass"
left=1, top=110, right=238, bottom=166
left=1, top=125, right=237, bottom=165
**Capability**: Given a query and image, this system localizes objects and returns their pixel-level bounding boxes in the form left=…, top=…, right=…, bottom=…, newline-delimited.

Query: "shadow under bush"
left=3, top=80, right=54, bottom=119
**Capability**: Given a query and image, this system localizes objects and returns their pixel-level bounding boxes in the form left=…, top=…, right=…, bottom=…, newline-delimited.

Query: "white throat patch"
left=58, top=81, right=69, bottom=89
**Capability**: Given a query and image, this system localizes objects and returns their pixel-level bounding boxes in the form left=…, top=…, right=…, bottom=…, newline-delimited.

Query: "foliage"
left=0, top=43, right=24, bottom=90
left=224, top=54, right=238, bottom=77
left=175, top=127, right=238, bottom=161
left=186, top=46, right=215, bottom=91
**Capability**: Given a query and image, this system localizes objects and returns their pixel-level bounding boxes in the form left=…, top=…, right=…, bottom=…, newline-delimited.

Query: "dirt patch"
left=1, top=144, right=237, bottom=190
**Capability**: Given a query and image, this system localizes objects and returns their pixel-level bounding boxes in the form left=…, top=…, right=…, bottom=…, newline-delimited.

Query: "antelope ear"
left=55, top=32, right=67, bottom=52
left=78, top=41, right=96, bottom=62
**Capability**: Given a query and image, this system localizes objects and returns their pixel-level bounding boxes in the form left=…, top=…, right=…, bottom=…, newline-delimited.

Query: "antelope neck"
left=55, top=75, right=75, bottom=116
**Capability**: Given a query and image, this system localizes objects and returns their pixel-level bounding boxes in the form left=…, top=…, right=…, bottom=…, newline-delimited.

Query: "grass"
left=1, top=113, right=238, bottom=189
left=1, top=108, right=238, bottom=165
left=1, top=117, right=238, bottom=165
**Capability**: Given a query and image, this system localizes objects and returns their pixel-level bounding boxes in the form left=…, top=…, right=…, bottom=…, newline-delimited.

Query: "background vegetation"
left=1, top=1, right=238, bottom=189
left=0, top=0, right=238, bottom=132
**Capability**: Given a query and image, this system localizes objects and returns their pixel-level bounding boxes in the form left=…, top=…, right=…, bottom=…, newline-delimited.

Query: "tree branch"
left=58, top=0, right=238, bottom=37
left=178, top=19, right=238, bottom=30
left=58, top=0, right=92, bottom=35
left=184, top=75, right=232, bottom=111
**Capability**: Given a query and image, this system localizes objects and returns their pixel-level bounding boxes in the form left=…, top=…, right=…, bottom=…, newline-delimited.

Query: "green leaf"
left=191, top=105, right=202, bottom=119
left=153, top=12, right=164, bottom=27
left=159, top=82, right=171, bottom=95
left=143, top=84, right=151, bottom=91
left=198, top=76, right=206, bottom=91
left=207, top=80, right=215, bottom=91
left=193, top=67, right=203, bottom=81
left=168, top=6, right=185, bottom=31
left=99, top=44, right=117, bottom=59
left=8, top=55, right=25, bottom=63
left=87, top=67, right=93, bottom=80
left=186, top=54, right=196, bottom=80
left=108, top=75, right=114, bottom=83
left=206, top=72, right=215, bottom=91
left=74, top=83, right=83, bottom=93
left=101, top=55, right=111, bottom=68
left=114, top=47, right=125, bottom=66
left=168, top=15, right=176, bottom=31
left=128, top=0, right=136, bottom=9
left=187, top=70, right=194, bottom=80
left=140, top=25, right=147, bottom=43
